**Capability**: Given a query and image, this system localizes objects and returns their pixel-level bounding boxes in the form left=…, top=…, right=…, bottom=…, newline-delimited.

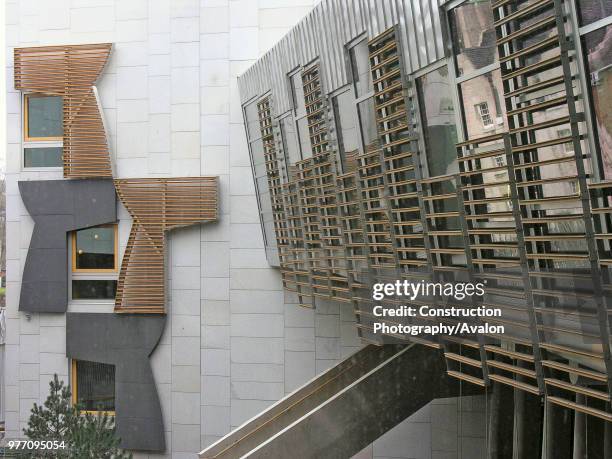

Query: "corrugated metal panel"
left=238, top=0, right=447, bottom=107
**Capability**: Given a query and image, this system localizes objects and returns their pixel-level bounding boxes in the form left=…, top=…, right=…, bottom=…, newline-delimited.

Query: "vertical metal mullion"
left=504, top=134, right=546, bottom=394
left=455, top=173, right=491, bottom=385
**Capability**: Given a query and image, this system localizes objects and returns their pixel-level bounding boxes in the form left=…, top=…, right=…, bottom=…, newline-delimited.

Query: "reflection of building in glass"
left=234, top=0, right=612, bottom=456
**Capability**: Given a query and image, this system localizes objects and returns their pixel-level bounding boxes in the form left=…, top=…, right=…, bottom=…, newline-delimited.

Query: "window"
left=350, top=39, right=373, bottom=98
left=494, top=155, right=505, bottom=167
left=290, top=71, right=306, bottom=118
left=71, top=360, right=115, bottom=413
left=459, top=70, right=505, bottom=139
left=583, top=24, right=612, bottom=179
left=475, top=102, right=493, bottom=127
left=448, top=0, right=497, bottom=77
left=416, top=66, right=459, bottom=177
left=333, top=89, right=360, bottom=172
left=23, top=94, right=63, bottom=168
left=280, top=115, right=301, bottom=179
left=71, top=224, right=118, bottom=301
left=244, top=99, right=277, bottom=260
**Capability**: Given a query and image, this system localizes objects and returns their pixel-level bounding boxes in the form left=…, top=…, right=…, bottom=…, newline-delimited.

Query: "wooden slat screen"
left=14, top=43, right=113, bottom=178
left=114, top=177, right=218, bottom=314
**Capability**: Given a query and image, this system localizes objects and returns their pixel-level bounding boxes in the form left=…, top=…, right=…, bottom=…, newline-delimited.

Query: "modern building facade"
left=3, top=0, right=612, bottom=458
left=232, top=0, right=612, bottom=456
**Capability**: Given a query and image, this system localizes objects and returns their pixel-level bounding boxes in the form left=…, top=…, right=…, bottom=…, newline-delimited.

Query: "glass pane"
left=584, top=25, right=612, bottom=179
left=350, top=39, right=373, bottom=97
left=333, top=90, right=360, bottom=172
left=244, top=100, right=260, bottom=141
left=24, top=147, right=62, bottom=167
left=416, top=66, right=459, bottom=177
left=297, top=117, right=312, bottom=159
left=72, top=280, right=117, bottom=300
left=291, top=72, right=306, bottom=118
left=251, top=138, right=266, bottom=179
left=280, top=116, right=301, bottom=176
left=577, top=0, right=612, bottom=26
left=27, top=95, right=63, bottom=138
left=460, top=70, right=506, bottom=139
left=75, top=226, right=116, bottom=270
left=75, top=360, right=115, bottom=411
left=449, top=0, right=497, bottom=76
left=358, top=97, right=380, bottom=153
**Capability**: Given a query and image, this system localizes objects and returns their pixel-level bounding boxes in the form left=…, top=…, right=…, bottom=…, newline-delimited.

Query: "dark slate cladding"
left=18, top=179, right=116, bottom=312
left=66, top=313, right=166, bottom=452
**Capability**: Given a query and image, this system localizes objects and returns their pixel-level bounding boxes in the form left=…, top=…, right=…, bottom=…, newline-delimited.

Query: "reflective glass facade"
left=240, top=0, right=612, bottom=453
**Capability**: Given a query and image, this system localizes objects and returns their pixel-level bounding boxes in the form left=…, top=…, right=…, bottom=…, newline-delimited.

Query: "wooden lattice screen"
left=14, top=43, right=113, bottom=178
left=114, top=177, right=218, bottom=314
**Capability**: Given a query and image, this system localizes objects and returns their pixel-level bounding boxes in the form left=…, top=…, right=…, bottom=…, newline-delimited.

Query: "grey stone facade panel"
left=66, top=313, right=166, bottom=452
left=19, top=179, right=117, bottom=313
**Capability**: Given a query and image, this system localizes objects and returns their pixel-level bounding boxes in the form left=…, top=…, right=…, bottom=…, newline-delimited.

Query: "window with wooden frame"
left=70, top=224, right=118, bottom=301
left=23, top=93, right=63, bottom=168
left=71, top=359, right=115, bottom=414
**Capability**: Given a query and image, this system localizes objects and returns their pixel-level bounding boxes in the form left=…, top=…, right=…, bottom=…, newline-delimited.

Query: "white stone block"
left=201, top=146, right=230, bottom=175
left=149, top=32, right=171, bottom=55
left=70, top=7, right=114, bottom=33
left=114, top=41, right=148, bottom=67
left=117, top=19, right=148, bottom=42
left=201, top=376, right=230, bottom=406
left=201, top=277, right=230, bottom=301
left=149, top=114, right=171, bottom=152
left=116, top=0, right=148, bottom=20
left=229, top=27, right=258, bottom=60
left=171, top=67, right=200, bottom=104
left=229, top=0, right=258, bottom=27
left=229, top=195, right=259, bottom=224
left=201, top=85, right=229, bottom=114
left=200, top=59, right=230, bottom=87
left=201, top=115, right=229, bottom=146
left=171, top=132, right=201, bottom=159
left=117, top=122, right=148, bottom=158
left=200, top=7, right=229, bottom=33
left=117, top=99, right=148, bottom=122
left=171, top=42, right=200, bottom=67
left=171, top=103, right=200, bottom=132
left=149, top=76, right=172, bottom=112
left=201, top=349, right=230, bottom=376
left=117, top=66, right=148, bottom=99
left=171, top=16, right=199, bottom=43
left=199, top=33, right=229, bottom=60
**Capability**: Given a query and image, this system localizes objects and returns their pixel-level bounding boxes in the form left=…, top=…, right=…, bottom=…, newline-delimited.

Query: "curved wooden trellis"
left=14, top=43, right=113, bottom=178
left=114, top=177, right=218, bottom=314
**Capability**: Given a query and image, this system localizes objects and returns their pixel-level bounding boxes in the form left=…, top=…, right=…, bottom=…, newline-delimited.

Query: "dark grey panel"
left=66, top=313, right=166, bottom=452
left=19, top=179, right=116, bottom=313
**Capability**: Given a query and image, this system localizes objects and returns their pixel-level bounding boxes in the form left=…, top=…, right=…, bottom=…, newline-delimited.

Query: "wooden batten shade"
left=114, top=177, right=219, bottom=314
left=14, top=43, right=113, bottom=179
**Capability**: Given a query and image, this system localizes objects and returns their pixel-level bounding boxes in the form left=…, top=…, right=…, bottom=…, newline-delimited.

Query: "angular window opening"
left=416, top=66, right=459, bottom=177
left=449, top=0, right=497, bottom=77
left=71, top=224, right=118, bottom=301
left=23, top=94, right=63, bottom=168
left=583, top=24, right=612, bottom=179
left=73, top=226, right=117, bottom=272
left=333, top=89, right=360, bottom=173
left=72, top=360, right=115, bottom=413
left=350, top=39, right=373, bottom=98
